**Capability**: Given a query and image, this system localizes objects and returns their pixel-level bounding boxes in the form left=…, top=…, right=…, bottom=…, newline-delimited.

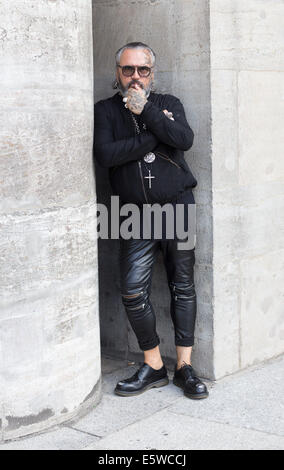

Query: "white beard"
left=117, top=79, right=152, bottom=99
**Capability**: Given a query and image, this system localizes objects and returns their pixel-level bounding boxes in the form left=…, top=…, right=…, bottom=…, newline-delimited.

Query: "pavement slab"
left=83, top=408, right=284, bottom=450
left=0, top=425, right=100, bottom=451
left=0, top=354, right=283, bottom=450
left=65, top=359, right=213, bottom=438
left=168, top=354, right=284, bottom=437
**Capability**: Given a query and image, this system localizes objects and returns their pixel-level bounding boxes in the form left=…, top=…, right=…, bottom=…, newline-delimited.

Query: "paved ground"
left=1, top=354, right=283, bottom=450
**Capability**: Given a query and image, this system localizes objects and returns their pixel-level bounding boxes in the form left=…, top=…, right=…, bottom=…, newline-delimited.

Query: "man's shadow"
left=94, top=161, right=129, bottom=358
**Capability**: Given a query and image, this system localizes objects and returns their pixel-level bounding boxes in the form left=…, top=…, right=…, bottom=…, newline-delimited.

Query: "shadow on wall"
left=93, top=159, right=129, bottom=357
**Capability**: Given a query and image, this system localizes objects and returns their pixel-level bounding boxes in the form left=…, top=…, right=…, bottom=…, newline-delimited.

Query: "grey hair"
left=115, top=42, right=156, bottom=67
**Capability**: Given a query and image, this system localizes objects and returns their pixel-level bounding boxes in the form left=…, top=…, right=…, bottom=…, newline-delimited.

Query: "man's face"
left=116, top=48, right=154, bottom=98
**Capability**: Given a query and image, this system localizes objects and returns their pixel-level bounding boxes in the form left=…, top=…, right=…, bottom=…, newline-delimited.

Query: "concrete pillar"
left=93, top=0, right=284, bottom=380
left=210, top=0, right=284, bottom=378
left=0, top=1, right=101, bottom=441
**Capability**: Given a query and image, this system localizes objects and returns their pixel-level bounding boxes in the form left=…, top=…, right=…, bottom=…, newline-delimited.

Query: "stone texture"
left=93, top=0, right=284, bottom=381
left=84, top=410, right=284, bottom=450
left=238, top=71, right=284, bottom=186
left=93, top=0, right=213, bottom=379
left=0, top=425, right=100, bottom=451
left=170, top=354, right=284, bottom=437
left=0, top=0, right=101, bottom=441
left=64, top=359, right=213, bottom=439
left=210, top=0, right=284, bottom=71
left=240, top=250, right=284, bottom=368
left=0, top=354, right=282, bottom=450
left=1, top=0, right=283, bottom=445
left=210, top=0, right=284, bottom=377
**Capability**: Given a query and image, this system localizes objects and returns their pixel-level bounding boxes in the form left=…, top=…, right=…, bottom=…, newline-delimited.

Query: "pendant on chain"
left=144, top=152, right=156, bottom=163
left=145, top=170, right=155, bottom=189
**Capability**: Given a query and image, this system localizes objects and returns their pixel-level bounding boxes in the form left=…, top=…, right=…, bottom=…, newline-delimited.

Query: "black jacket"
left=93, top=91, right=197, bottom=206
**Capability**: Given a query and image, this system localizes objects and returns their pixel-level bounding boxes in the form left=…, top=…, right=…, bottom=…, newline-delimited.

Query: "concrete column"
left=210, top=0, right=284, bottom=378
left=0, top=1, right=101, bottom=441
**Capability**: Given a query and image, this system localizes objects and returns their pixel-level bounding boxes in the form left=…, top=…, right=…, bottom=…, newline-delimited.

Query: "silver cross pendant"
left=144, top=169, right=155, bottom=189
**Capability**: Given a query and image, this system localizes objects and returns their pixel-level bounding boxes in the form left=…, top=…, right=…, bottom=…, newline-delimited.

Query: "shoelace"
left=181, top=360, right=191, bottom=368
left=178, top=361, right=196, bottom=381
left=177, top=362, right=206, bottom=391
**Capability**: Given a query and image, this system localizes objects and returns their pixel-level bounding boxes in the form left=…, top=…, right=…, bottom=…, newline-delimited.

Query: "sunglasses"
left=117, top=65, right=153, bottom=78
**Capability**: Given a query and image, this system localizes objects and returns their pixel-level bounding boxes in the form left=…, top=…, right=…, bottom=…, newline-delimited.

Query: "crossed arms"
left=93, top=95, right=194, bottom=168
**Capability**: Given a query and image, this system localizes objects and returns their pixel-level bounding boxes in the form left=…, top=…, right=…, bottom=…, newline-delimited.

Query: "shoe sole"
left=114, top=377, right=169, bottom=397
left=173, top=378, right=209, bottom=400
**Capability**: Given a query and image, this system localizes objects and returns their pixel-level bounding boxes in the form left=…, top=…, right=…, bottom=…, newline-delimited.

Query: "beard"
left=117, top=77, right=152, bottom=99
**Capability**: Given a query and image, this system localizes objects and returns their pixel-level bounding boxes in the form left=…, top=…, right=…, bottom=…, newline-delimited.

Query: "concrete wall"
left=210, top=0, right=284, bottom=378
left=94, top=0, right=284, bottom=381
left=93, top=0, right=213, bottom=378
left=0, top=0, right=101, bottom=441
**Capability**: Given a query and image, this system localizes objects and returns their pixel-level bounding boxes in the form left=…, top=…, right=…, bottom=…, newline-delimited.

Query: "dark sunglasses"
left=117, top=65, right=153, bottom=77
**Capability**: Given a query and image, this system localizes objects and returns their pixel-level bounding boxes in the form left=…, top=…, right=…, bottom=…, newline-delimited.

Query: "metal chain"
left=128, top=111, right=152, bottom=173
left=129, top=110, right=147, bottom=135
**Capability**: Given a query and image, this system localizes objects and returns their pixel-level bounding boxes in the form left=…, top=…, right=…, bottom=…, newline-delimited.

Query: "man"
left=94, top=42, right=208, bottom=400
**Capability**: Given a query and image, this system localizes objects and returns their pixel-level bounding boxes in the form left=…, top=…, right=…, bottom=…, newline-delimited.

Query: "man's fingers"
left=128, top=87, right=146, bottom=98
left=163, top=109, right=174, bottom=120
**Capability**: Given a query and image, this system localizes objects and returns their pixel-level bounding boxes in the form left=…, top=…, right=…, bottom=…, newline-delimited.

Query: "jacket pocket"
left=156, top=151, right=183, bottom=170
left=157, top=151, right=198, bottom=189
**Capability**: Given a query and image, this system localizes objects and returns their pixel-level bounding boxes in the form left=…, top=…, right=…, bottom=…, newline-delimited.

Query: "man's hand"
left=124, top=84, right=147, bottom=115
left=163, top=109, right=174, bottom=121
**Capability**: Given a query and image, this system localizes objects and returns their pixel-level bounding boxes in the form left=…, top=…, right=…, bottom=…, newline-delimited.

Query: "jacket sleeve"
left=93, top=101, right=159, bottom=168
left=140, top=95, right=194, bottom=151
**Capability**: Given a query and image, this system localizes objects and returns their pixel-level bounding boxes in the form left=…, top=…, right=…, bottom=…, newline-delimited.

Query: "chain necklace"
left=128, top=110, right=156, bottom=189
left=129, top=110, right=145, bottom=135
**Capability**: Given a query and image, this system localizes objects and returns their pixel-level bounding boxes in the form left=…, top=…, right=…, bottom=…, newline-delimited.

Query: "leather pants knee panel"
left=119, top=238, right=197, bottom=351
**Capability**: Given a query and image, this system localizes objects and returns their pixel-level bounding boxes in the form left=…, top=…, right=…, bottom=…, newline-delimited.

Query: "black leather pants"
left=119, top=238, right=197, bottom=351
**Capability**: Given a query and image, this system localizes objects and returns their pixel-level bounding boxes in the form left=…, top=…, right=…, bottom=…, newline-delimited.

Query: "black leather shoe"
left=173, top=362, right=209, bottom=399
left=114, top=362, right=169, bottom=397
